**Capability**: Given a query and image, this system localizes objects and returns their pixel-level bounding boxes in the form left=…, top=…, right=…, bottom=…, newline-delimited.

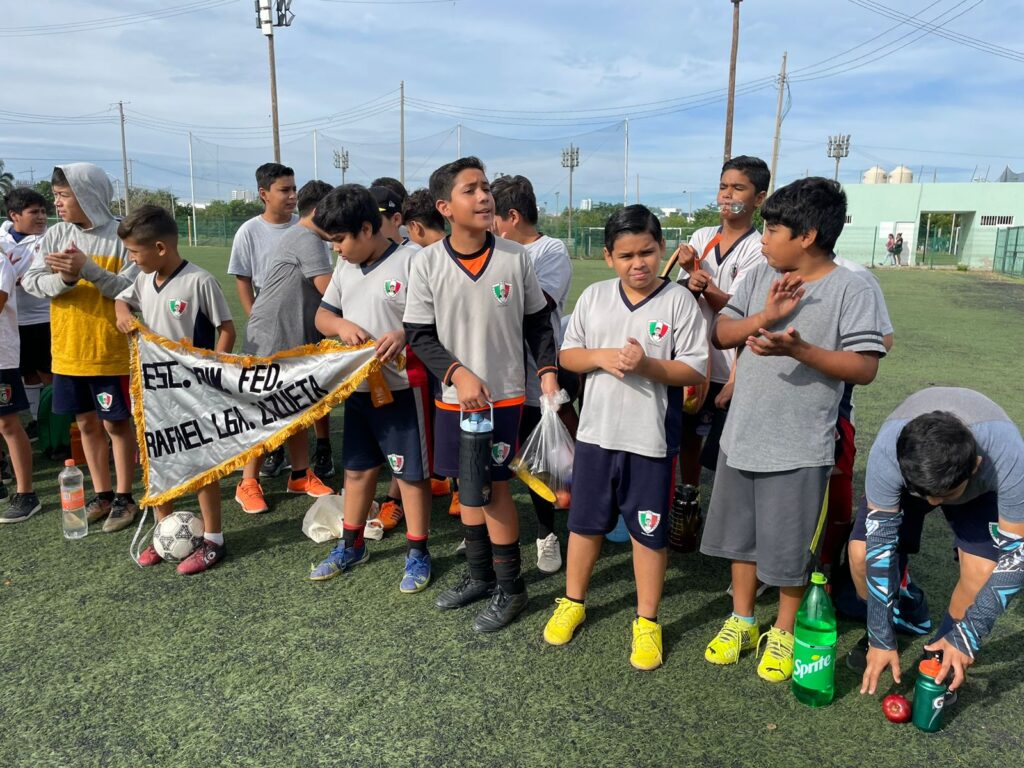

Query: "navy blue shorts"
left=52, top=373, right=131, bottom=421
left=0, top=369, right=29, bottom=416
left=850, top=491, right=999, bottom=562
left=568, top=440, right=676, bottom=550
left=433, top=402, right=522, bottom=482
left=342, top=388, right=429, bottom=481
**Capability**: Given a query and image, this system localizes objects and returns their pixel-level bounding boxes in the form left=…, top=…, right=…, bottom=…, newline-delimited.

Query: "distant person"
left=226, top=162, right=299, bottom=480
left=885, top=233, right=895, bottom=266
left=893, top=233, right=904, bottom=266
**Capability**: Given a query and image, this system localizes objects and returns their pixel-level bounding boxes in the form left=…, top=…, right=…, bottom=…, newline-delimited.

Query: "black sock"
left=463, top=523, right=494, bottom=582
left=98, top=490, right=115, bottom=503
left=385, top=494, right=402, bottom=506
left=291, top=469, right=307, bottom=481
left=638, top=612, right=658, bottom=623
left=114, top=492, right=134, bottom=504
left=493, top=541, right=525, bottom=595
left=407, top=533, right=429, bottom=555
left=534, top=501, right=555, bottom=539
left=316, top=438, right=331, bottom=452
left=566, top=595, right=585, bottom=605
left=450, top=477, right=458, bottom=491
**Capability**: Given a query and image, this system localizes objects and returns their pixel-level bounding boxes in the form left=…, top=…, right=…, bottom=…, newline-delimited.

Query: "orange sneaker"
left=287, top=469, right=334, bottom=498
left=378, top=498, right=405, bottom=531
left=448, top=491, right=461, bottom=517
left=431, top=478, right=450, bottom=497
left=235, top=479, right=269, bottom=514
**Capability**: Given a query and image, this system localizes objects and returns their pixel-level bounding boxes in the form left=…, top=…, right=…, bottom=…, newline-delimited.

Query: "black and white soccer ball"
left=152, top=510, right=205, bottom=563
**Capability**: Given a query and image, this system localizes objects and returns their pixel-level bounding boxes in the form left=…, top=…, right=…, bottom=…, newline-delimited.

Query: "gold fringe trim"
left=129, top=319, right=386, bottom=506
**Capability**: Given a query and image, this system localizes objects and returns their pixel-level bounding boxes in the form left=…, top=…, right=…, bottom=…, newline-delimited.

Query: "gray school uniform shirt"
left=243, top=225, right=333, bottom=355
left=718, top=262, right=887, bottom=472
left=117, top=261, right=232, bottom=351
left=227, top=214, right=299, bottom=293
left=524, top=235, right=572, bottom=407
left=320, top=242, right=416, bottom=393
left=562, top=278, right=708, bottom=458
left=865, top=387, right=1024, bottom=522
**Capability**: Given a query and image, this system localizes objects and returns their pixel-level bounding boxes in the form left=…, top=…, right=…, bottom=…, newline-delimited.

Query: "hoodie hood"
left=56, top=163, right=115, bottom=230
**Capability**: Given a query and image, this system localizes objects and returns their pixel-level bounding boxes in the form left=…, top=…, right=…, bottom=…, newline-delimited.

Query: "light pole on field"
left=256, top=0, right=294, bottom=163
left=561, top=144, right=580, bottom=241
left=333, top=149, right=349, bottom=183
left=723, top=0, right=743, bottom=162
left=827, top=134, right=851, bottom=181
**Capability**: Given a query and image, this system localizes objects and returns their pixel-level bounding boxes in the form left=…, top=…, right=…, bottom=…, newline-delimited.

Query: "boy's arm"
left=215, top=320, right=236, bottom=353
left=523, top=305, right=558, bottom=378
left=236, top=277, right=256, bottom=317
left=0, top=288, right=7, bottom=314
left=747, top=334, right=881, bottom=385
left=22, top=235, right=78, bottom=298
left=77, top=254, right=138, bottom=299
left=316, top=306, right=371, bottom=346
left=713, top=272, right=804, bottom=349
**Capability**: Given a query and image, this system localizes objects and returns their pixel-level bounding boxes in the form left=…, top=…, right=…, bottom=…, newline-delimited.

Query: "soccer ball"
left=152, top=510, right=204, bottom=563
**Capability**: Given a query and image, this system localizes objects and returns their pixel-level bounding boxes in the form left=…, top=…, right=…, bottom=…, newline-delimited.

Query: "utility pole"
left=117, top=100, right=131, bottom=215
left=313, top=129, right=318, bottom=179
left=188, top=132, right=197, bottom=245
left=768, top=51, right=787, bottom=195
left=723, top=0, right=743, bottom=162
left=682, top=190, right=692, bottom=220
left=400, top=81, right=406, bottom=186
left=636, top=173, right=640, bottom=204
left=827, top=134, right=851, bottom=181
left=333, top=149, right=349, bottom=184
left=457, top=123, right=462, bottom=157
left=555, top=191, right=560, bottom=216
left=561, top=144, right=580, bottom=241
left=623, top=118, right=629, bottom=206
left=257, top=0, right=294, bottom=163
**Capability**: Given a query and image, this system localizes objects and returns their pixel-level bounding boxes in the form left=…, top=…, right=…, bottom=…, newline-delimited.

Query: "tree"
left=33, top=181, right=54, bottom=211
left=0, top=160, right=14, bottom=198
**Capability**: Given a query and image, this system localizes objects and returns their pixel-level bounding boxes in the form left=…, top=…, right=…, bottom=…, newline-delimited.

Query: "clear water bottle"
left=792, top=571, right=837, bottom=707
left=59, top=459, right=88, bottom=540
left=459, top=406, right=493, bottom=507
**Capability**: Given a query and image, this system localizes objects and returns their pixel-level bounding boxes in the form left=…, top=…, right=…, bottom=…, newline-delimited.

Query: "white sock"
left=732, top=613, right=756, bottom=624
left=204, top=532, right=225, bottom=545
left=24, top=383, right=42, bottom=420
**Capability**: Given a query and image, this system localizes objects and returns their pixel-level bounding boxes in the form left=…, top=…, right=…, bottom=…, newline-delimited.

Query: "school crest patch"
left=96, top=392, right=114, bottom=411
left=383, top=279, right=403, bottom=299
left=387, top=453, right=405, bottom=473
left=491, top=442, right=511, bottom=465
left=647, top=321, right=670, bottom=343
left=168, top=299, right=188, bottom=317
left=0, top=384, right=11, bottom=406
left=638, top=510, right=661, bottom=534
left=492, top=282, right=511, bottom=305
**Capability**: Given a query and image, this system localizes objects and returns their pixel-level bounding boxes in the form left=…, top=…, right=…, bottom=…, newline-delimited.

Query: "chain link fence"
left=993, top=226, right=1024, bottom=278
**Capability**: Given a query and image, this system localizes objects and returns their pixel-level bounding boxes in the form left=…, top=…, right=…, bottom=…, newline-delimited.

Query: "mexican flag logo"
left=383, top=279, right=403, bottom=299
left=0, top=384, right=11, bottom=406
left=648, top=321, right=669, bottom=343
left=491, top=442, right=511, bottom=465
left=638, top=510, right=661, bottom=534
left=168, top=299, right=188, bottom=317
left=96, top=393, right=114, bottom=411
left=387, top=454, right=405, bottom=473
left=492, top=282, right=511, bottom=305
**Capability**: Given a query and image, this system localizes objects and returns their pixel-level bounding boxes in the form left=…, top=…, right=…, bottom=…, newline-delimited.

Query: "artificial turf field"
left=2, top=247, right=1023, bottom=767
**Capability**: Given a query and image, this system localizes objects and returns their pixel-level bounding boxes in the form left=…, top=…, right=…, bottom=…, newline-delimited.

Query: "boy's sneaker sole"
left=0, top=494, right=42, bottom=523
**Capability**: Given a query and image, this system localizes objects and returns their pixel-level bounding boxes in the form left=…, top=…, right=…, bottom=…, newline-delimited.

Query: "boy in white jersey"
left=675, top=156, right=769, bottom=486
left=542, top=206, right=708, bottom=670
left=114, top=205, right=235, bottom=574
left=404, top=157, right=559, bottom=633
left=491, top=174, right=574, bottom=574
left=307, top=185, right=433, bottom=593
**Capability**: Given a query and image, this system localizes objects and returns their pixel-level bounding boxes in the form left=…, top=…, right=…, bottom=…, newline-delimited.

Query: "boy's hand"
left=336, top=320, right=371, bottom=347
left=860, top=647, right=902, bottom=695
left=539, top=370, right=560, bottom=398
left=687, top=268, right=715, bottom=295
left=115, top=306, right=136, bottom=334
left=618, top=338, right=646, bottom=375
left=714, top=380, right=734, bottom=409
left=674, top=244, right=698, bottom=274
left=594, top=348, right=626, bottom=379
left=374, top=329, right=405, bottom=364
left=451, top=367, right=491, bottom=411
left=761, top=274, right=805, bottom=325
left=746, top=327, right=806, bottom=358
left=924, top=636, right=973, bottom=692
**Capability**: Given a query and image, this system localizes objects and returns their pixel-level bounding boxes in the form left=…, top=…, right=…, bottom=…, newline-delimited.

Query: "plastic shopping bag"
left=510, top=390, right=575, bottom=509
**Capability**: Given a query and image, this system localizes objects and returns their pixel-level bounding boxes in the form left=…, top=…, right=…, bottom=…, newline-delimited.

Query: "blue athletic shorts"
left=850, top=491, right=999, bottom=562
left=433, top=402, right=522, bottom=482
left=0, top=369, right=29, bottom=416
left=568, top=440, right=676, bottom=550
left=52, top=373, right=131, bottom=421
left=342, top=388, right=429, bottom=481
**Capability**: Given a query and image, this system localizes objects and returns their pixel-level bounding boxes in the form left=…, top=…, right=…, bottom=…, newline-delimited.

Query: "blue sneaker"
left=893, top=580, right=932, bottom=635
left=400, top=549, right=432, bottom=593
left=309, top=543, right=369, bottom=581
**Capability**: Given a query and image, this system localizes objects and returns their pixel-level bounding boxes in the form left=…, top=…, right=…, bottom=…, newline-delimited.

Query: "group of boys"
left=2, top=152, right=1021, bottom=694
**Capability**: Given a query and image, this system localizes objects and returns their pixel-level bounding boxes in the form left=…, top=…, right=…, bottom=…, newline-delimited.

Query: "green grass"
left=2, top=254, right=1024, bottom=766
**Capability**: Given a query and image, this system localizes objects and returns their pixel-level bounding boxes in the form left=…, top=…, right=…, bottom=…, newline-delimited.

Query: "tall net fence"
left=994, top=226, right=1024, bottom=277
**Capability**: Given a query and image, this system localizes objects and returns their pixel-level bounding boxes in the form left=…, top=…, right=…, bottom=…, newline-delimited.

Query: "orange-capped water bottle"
left=59, top=459, right=87, bottom=540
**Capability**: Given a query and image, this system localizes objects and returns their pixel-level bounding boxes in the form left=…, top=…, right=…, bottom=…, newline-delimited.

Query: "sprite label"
left=793, top=638, right=835, bottom=689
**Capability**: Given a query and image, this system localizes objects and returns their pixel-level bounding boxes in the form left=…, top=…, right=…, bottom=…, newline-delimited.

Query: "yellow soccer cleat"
left=543, top=598, right=586, bottom=646
left=756, top=626, right=795, bottom=683
left=704, top=616, right=759, bottom=665
left=630, top=617, right=663, bottom=671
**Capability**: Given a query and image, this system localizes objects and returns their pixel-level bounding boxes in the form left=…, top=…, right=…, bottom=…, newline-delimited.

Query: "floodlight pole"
left=333, top=148, right=349, bottom=184
left=623, top=118, right=629, bottom=206
left=561, top=144, right=580, bottom=241
left=827, top=134, right=851, bottom=181
left=723, top=0, right=743, bottom=163
left=400, top=81, right=406, bottom=186
left=768, top=51, right=787, bottom=195
left=188, top=131, right=197, bottom=245
left=313, top=129, right=318, bottom=178
left=257, top=1, right=294, bottom=163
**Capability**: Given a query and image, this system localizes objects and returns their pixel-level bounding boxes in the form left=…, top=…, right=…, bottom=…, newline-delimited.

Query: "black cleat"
left=259, top=446, right=290, bottom=478
left=473, top=586, right=529, bottom=632
left=435, top=572, right=496, bottom=610
left=846, top=632, right=870, bottom=672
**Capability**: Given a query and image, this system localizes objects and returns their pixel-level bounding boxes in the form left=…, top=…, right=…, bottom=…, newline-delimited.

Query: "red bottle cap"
left=919, top=658, right=942, bottom=677
left=64, top=459, right=75, bottom=467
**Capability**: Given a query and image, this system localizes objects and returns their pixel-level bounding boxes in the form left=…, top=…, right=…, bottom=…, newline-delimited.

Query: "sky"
left=4, top=0, right=1024, bottom=209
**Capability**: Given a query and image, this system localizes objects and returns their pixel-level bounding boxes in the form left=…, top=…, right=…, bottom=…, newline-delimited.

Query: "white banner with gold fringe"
left=129, top=324, right=386, bottom=506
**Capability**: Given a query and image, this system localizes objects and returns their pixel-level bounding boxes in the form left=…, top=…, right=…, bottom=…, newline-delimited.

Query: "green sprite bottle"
left=792, top=572, right=837, bottom=707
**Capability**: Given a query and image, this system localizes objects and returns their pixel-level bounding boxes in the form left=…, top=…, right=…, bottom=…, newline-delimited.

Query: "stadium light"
left=333, top=148, right=349, bottom=184
left=561, top=144, right=580, bottom=242
left=827, top=134, right=851, bottom=181
left=255, top=0, right=295, bottom=162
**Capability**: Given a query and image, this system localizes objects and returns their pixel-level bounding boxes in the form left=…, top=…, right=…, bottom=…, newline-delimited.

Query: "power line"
left=0, top=0, right=241, bottom=38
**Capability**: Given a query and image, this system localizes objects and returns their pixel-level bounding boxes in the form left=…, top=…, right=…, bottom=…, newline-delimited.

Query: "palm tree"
left=0, top=160, right=14, bottom=197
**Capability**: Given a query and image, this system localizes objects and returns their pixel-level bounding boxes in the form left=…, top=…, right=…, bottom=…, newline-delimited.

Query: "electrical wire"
left=0, top=0, right=241, bottom=38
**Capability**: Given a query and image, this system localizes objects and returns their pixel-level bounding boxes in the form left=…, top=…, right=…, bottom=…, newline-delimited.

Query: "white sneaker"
left=536, top=533, right=563, bottom=574
left=726, top=580, right=771, bottom=598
